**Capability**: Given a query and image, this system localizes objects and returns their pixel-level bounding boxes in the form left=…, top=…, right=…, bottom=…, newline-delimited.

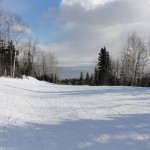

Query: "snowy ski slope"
left=0, top=77, right=150, bottom=150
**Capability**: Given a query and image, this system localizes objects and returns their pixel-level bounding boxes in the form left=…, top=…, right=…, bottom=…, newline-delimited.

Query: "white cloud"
left=38, top=43, right=73, bottom=61
left=46, top=0, right=150, bottom=64
left=62, top=0, right=116, bottom=10
left=12, top=25, right=32, bottom=34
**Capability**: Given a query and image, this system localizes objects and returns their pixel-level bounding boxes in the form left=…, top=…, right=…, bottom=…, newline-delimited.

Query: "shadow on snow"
left=0, top=113, right=150, bottom=150
left=1, top=84, right=150, bottom=97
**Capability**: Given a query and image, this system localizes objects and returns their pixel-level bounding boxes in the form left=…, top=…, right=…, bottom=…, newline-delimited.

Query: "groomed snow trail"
left=0, top=77, right=150, bottom=150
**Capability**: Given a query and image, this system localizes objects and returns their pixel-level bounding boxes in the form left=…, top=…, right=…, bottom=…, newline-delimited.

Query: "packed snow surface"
left=0, top=77, right=150, bottom=150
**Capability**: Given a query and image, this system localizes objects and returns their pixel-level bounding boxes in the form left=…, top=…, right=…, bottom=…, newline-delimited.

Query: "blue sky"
left=1, top=0, right=150, bottom=65
left=1, top=0, right=61, bottom=44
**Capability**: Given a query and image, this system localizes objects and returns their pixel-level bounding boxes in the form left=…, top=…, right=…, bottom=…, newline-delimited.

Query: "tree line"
left=0, top=38, right=59, bottom=83
left=0, top=10, right=59, bottom=82
left=60, top=33, right=150, bottom=87
left=0, top=8, right=150, bottom=87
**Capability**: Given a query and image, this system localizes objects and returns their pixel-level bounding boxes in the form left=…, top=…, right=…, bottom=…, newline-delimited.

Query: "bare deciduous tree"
left=0, top=10, right=27, bottom=77
left=111, top=57, right=121, bottom=84
left=0, top=10, right=25, bottom=45
left=39, top=51, right=58, bottom=77
left=18, top=38, right=40, bottom=76
left=18, top=40, right=59, bottom=80
left=121, top=32, right=149, bottom=86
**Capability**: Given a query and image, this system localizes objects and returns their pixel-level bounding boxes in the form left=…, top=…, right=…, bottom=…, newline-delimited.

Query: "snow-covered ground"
left=0, top=77, right=150, bottom=150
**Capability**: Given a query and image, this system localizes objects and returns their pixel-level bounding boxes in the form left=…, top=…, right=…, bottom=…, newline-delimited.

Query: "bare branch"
left=121, top=32, right=149, bottom=86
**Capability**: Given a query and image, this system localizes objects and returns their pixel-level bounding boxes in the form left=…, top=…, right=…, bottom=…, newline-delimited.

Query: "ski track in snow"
left=0, top=77, right=150, bottom=150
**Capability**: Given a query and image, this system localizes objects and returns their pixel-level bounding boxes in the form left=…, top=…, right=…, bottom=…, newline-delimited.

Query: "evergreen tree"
left=94, top=67, right=98, bottom=85
left=97, top=47, right=111, bottom=85
left=54, top=73, right=58, bottom=84
left=79, top=72, right=84, bottom=85
left=0, top=41, right=18, bottom=76
left=89, top=74, right=94, bottom=86
left=85, top=72, right=90, bottom=85
left=0, top=40, right=5, bottom=75
left=7, top=41, right=16, bottom=77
